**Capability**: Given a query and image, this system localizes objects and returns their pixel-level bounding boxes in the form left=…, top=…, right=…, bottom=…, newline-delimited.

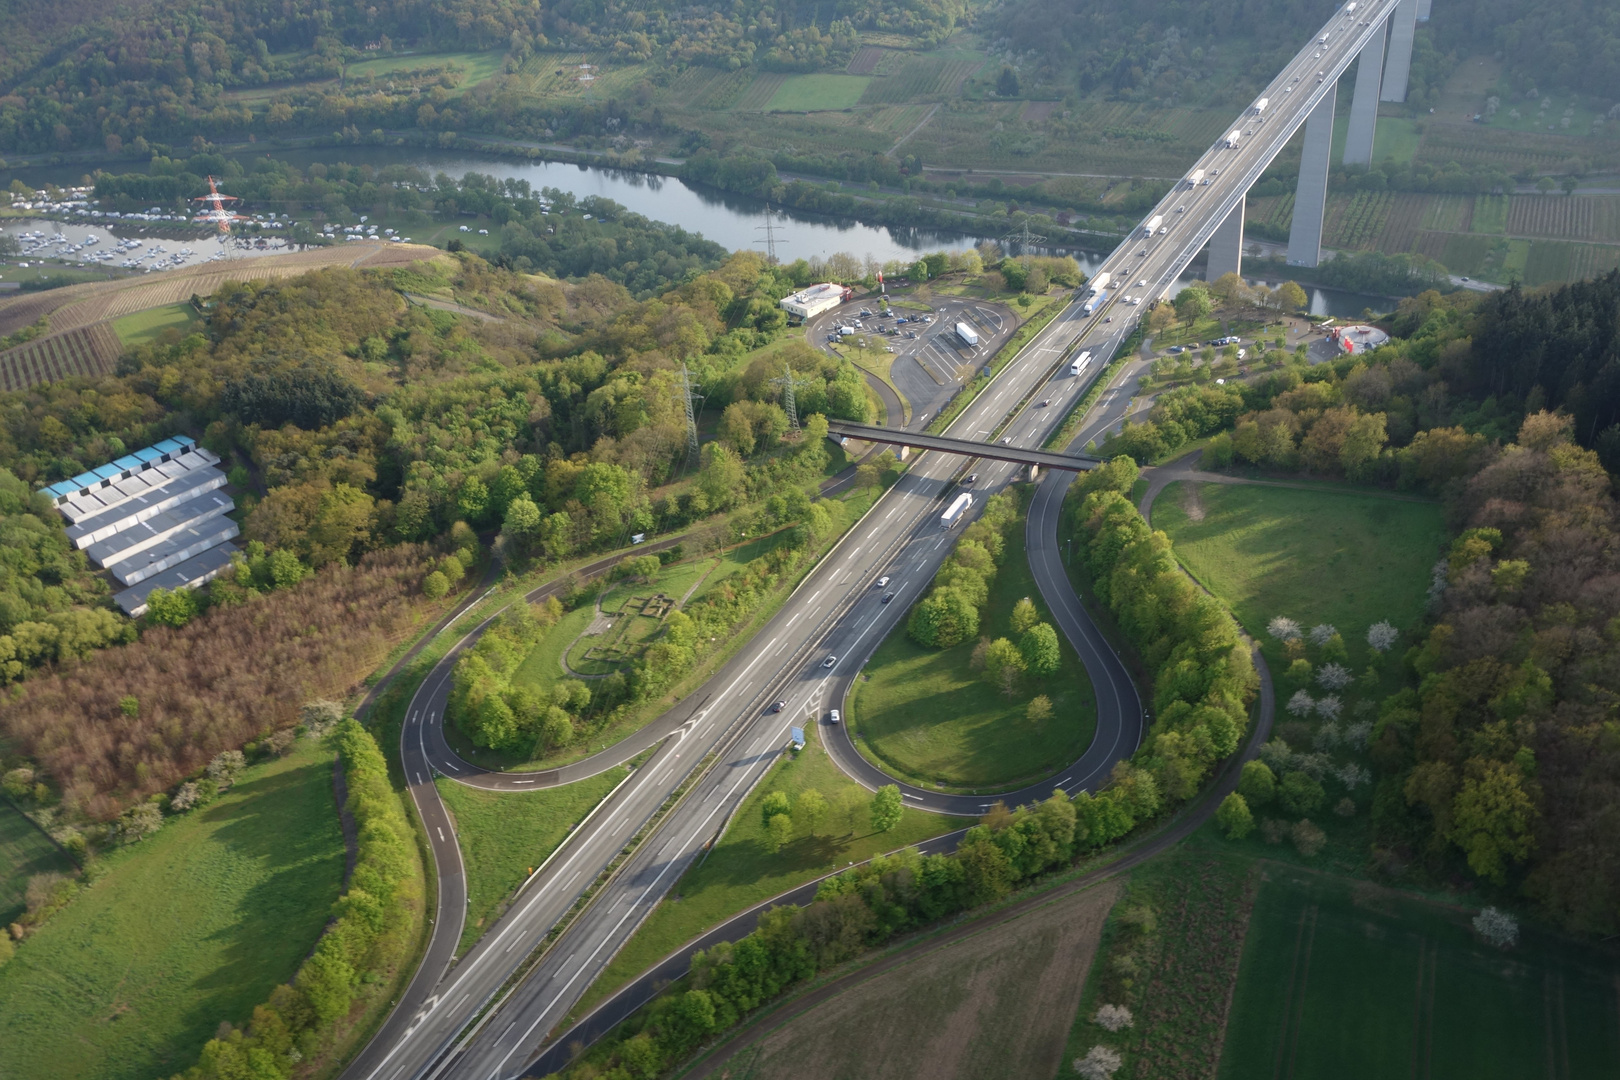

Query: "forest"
left=0, top=234, right=881, bottom=823
left=1108, top=271, right=1620, bottom=933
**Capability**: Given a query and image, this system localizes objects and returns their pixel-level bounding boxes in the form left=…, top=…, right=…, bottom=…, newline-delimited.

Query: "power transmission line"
left=755, top=204, right=786, bottom=264
left=1000, top=218, right=1047, bottom=270
left=678, top=363, right=704, bottom=466
left=770, top=361, right=811, bottom=432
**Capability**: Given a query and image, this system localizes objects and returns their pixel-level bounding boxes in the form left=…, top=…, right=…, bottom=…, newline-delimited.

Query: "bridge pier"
left=1343, top=29, right=1386, bottom=166
left=1206, top=203, right=1245, bottom=281
left=1380, top=0, right=1420, bottom=102
left=1416, top=0, right=1431, bottom=21
left=1286, top=90, right=1337, bottom=268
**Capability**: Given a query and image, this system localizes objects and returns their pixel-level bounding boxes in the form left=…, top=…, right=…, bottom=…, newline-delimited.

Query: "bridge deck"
left=827, top=420, right=1101, bottom=472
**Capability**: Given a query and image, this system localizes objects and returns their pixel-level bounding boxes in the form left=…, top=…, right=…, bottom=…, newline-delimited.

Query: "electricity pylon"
left=678, top=363, right=704, bottom=465
left=770, top=361, right=811, bottom=432
left=1001, top=217, right=1047, bottom=270
left=755, top=204, right=786, bottom=264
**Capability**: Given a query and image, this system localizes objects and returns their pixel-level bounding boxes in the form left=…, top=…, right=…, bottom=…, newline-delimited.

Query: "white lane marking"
left=513, top=779, right=535, bottom=785
left=415, top=774, right=423, bottom=785
left=437, top=827, right=446, bottom=842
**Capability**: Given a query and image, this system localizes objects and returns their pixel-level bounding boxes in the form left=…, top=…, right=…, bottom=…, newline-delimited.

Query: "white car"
left=877, top=576, right=891, bottom=588
left=828, top=710, right=841, bottom=724
left=823, top=655, right=838, bottom=668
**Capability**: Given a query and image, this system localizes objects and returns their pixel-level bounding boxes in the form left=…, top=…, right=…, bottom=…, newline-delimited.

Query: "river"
left=6, top=146, right=1388, bottom=317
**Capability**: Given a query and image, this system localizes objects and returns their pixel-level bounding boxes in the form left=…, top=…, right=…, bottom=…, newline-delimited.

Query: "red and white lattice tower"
left=192, top=175, right=247, bottom=235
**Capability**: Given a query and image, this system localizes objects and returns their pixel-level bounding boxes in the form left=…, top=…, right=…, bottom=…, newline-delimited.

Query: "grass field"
left=850, top=500, right=1097, bottom=791
left=436, top=767, right=627, bottom=953
left=572, top=723, right=957, bottom=1019
left=736, top=878, right=1121, bottom=1080
left=0, top=739, right=344, bottom=1080
left=112, top=301, right=198, bottom=346
left=766, top=74, right=871, bottom=111
left=347, top=49, right=505, bottom=89
left=1152, top=482, right=1445, bottom=673
left=1216, top=864, right=1620, bottom=1079
left=0, top=800, right=76, bottom=925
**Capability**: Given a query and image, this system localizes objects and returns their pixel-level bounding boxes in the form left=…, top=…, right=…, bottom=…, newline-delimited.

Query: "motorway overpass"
left=344, top=4, right=1430, bottom=1079
left=827, top=419, right=1102, bottom=472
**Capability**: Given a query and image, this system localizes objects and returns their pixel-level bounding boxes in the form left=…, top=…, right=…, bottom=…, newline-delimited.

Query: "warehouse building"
left=42, top=436, right=240, bottom=617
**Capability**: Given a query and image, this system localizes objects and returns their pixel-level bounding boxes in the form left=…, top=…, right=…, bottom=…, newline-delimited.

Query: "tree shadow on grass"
left=174, top=757, right=346, bottom=1043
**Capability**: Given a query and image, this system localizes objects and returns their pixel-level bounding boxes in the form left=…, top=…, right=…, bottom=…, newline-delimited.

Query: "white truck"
left=955, top=321, right=980, bottom=347
left=1252, top=97, right=1269, bottom=116
left=1224, top=130, right=1242, bottom=149
left=1070, top=350, right=1093, bottom=376
left=1142, top=215, right=1163, bottom=238
left=1186, top=169, right=1205, bottom=188
left=1089, top=271, right=1112, bottom=293
left=941, top=492, right=973, bottom=528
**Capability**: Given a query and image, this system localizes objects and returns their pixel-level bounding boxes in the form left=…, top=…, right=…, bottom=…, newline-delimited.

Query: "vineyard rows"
left=0, top=324, right=121, bottom=391
left=1508, top=196, right=1596, bottom=239
left=846, top=46, right=885, bottom=76
left=1420, top=194, right=1472, bottom=233
left=733, top=72, right=788, bottom=110
left=1377, top=194, right=1431, bottom=252
left=860, top=57, right=980, bottom=104
left=1323, top=191, right=1393, bottom=250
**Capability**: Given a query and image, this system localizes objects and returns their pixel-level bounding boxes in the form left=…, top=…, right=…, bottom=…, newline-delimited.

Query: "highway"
left=343, top=4, right=1400, bottom=1077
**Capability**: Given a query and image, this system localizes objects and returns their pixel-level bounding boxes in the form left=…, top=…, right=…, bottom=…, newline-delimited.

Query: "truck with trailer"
left=1082, top=290, right=1109, bottom=316
left=1088, top=272, right=1111, bottom=294
left=1224, top=130, right=1242, bottom=149
left=1186, top=169, right=1205, bottom=188
left=1141, top=215, right=1163, bottom=238
left=941, top=492, right=973, bottom=528
left=1252, top=97, right=1269, bottom=116
left=954, top=321, right=980, bottom=348
left=1070, top=350, right=1093, bottom=376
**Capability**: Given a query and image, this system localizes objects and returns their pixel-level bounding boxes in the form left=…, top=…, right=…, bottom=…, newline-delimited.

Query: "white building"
left=779, top=282, right=852, bottom=321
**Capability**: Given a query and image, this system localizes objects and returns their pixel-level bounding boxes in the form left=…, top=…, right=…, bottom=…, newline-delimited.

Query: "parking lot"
left=807, top=293, right=1018, bottom=426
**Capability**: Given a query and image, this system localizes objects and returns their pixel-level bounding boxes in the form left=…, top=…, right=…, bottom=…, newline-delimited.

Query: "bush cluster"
left=907, top=491, right=1018, bottom=648
left=1073, top=459, right=1257, bottom=804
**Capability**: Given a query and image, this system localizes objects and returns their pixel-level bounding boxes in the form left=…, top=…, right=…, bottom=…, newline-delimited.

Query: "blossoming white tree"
left=1316, top=662, right=1353, bottom=690
left=1308, top=623, right=1338, bottom=646
left=1094, top=1004, right=1134, bottom=1032
left=1473, top=907, right=1519, bottom=948
left=1287, top=689, right=1316, bottom=717
left=1316, top=694, right=1343, bottom=720
left=1268, top=616, right=1303, bottom=642
left=1367, top=621, right=1399, bottom=653
left=1075, top=1046, right=1124, bottom=1079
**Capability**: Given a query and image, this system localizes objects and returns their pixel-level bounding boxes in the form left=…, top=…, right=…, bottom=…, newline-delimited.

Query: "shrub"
left=1290, top=818, right=1327, bottom=856
left=1216, top=792, right=1254, bottom=839
left=422, top=570, right=450, bottom=599
left=1238, top=760, right=1276, bottom=805
left=1278, top=771, right=1326, bottom=815
left=1075, top=1045, right=1124, bottom=1079
left=1094, top=1004, right=1134, bottom=1032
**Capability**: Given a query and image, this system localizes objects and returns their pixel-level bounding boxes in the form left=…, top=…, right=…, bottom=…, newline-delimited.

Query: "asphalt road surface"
left=347, top=4, right=1395, bottom=1074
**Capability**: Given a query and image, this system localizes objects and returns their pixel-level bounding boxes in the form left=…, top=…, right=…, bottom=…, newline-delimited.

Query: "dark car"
left=769, top=700, right=786, bottom=713
left=881, top=592, right=896, bottom=604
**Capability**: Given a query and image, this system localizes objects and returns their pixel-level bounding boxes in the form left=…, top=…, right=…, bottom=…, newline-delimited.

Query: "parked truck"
left=1142, top=215, right=1163, bottom=238
left=955, top=321, right=980, bottom=347
left=941, top=492, right=973, bottom=528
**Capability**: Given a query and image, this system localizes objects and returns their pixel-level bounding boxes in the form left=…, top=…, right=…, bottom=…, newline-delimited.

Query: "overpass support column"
left=1416, top=0, right=1431, bottom=21
left=1343, top=28, right=1386, bottom=166
left=1287, top=90, right=1336, bottom=268
left=1381, top=0, right=1420, bottom=102
left=1206, top=203, right=1245, bottom=281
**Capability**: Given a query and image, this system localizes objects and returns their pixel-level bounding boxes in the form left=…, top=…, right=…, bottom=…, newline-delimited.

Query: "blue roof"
left=133, top=447, right=163, bottom=463
left=69, top=468, right=99, bottom=488
left=113, top=454, right=144, bottom=472
left=152, top=437, right=186, bottom=454
left=45, top=481, right=78, bottom=498
left=91, top=464, right=122, bottom=481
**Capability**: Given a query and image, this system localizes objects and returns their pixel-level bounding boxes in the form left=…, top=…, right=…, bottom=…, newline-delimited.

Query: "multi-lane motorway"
left=341, top=5, right=1394, bottom=1078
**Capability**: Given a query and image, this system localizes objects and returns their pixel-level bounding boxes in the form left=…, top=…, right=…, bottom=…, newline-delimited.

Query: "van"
left=1236, top=348, right=1247, bottom=361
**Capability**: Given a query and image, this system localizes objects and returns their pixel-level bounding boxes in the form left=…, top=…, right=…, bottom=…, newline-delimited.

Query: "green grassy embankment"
left=0, top=739, right=344, bottom=1080
left=849, top=498, right=1097, bottom=792
left=436, top=767, right=628, bottom=953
